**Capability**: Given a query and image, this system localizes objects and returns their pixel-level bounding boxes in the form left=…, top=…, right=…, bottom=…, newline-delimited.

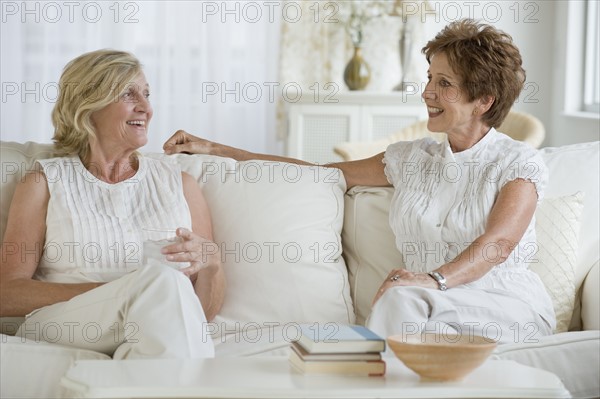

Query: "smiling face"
left=90, top=72, right=153, bottom=152
left=422, top=52, right=486, bottom=137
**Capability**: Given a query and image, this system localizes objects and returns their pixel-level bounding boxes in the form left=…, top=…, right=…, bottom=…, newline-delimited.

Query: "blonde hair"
left=422, top=19, right=525, bottom=128
left=51, top=49, right=142, bottom=160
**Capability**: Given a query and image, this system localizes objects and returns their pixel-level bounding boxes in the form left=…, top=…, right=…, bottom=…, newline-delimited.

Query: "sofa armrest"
left=581, top=260, right=600, bottom=330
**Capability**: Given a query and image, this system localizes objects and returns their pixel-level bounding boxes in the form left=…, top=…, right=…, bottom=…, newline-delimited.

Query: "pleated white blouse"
left=35, top=155, right=192, bottom=283
left=383, top=128, right=555, bottom=327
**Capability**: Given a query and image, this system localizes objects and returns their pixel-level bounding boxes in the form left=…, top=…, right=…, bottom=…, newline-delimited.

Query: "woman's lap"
left=366, top=286, right=552, bottom=344
left=16, top=265, right=214, bottom=358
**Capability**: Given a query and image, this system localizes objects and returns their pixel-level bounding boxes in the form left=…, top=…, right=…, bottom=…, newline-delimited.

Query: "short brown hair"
left=51, top=49, right=142, bottom=160
left=422, top=19, right=525, bottom=128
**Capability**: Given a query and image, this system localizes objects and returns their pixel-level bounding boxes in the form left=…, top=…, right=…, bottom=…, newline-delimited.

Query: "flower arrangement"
left=336, top=0, right=404, bottom=47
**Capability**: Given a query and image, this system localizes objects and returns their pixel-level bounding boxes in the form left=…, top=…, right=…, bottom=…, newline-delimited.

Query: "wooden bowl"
left=387, top=333, right=497, bottom=381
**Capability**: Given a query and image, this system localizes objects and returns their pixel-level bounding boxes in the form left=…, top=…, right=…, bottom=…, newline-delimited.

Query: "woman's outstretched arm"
left=163, top=130, right=391, bottom=189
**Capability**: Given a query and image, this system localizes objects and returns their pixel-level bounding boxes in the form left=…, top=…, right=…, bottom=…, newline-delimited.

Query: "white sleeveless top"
left=35, top=155, right=192, bottom=283
left=383, top=129, right=555, bottom=327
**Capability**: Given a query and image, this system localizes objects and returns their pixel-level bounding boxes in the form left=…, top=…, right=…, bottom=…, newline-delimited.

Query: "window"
left=583, top=0, right=599, bottom=113
left=564, top=0, right=599, bottom=117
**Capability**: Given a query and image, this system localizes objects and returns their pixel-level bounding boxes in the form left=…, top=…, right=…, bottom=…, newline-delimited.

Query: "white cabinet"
left=287, top=92, right=427, bottom=164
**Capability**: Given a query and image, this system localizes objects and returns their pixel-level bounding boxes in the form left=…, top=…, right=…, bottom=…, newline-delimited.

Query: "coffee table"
left=61, top=356, right=570, bottom=398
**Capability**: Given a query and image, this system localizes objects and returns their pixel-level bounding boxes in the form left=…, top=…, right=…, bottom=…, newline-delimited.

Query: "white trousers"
left=367, top=286, right=553, bottom=345
left=16, top=264, right=214, bottom=359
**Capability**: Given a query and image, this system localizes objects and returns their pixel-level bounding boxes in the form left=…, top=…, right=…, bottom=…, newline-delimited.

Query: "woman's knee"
left=131, top=264, right=192, bottom=292
left=371, top=287, right=431, bottom=320
left=380, top=286, right=431, bottom=306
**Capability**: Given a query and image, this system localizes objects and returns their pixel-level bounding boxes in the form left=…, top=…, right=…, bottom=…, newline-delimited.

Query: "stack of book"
left=289, top=324, right=386, bottom=376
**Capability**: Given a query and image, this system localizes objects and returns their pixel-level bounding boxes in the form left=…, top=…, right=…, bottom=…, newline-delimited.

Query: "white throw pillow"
left=530, top=193, right=584, bottom=333
left=540, top=142, right=599, bottom=331
left=149, top=153, right=355, bottom=341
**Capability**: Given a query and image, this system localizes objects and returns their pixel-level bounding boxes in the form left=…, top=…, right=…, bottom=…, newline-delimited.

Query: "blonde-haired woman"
left=0, top=49, right=224, bottom=359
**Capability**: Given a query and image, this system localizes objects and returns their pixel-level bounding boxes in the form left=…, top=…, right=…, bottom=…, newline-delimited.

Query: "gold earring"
left=473, top=109, right=478, bottom=115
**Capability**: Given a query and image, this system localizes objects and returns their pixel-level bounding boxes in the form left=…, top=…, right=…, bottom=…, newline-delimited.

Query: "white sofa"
left=1, top=140, right=599, bottom=398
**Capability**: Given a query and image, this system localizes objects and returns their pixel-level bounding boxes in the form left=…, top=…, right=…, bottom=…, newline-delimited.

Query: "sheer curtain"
left=0, top=1, right=281, bottom=153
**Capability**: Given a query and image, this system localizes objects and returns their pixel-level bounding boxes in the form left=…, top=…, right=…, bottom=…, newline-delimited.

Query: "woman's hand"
left=372, top=269, right=437, bottom=305
left=161, top=227, right=220, bottom=278
left=163, top=129, right=252, bottom=161
left=163, top=130, right=213, bottom=155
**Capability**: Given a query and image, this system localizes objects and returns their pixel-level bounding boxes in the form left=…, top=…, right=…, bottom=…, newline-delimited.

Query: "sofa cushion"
left=343, top=186, right=404, bottom=325
left=148, top=153, right=355, bottom=340
left=530, top=192, right=584, bottom=333
left=492, top=330, right=600, bottom=399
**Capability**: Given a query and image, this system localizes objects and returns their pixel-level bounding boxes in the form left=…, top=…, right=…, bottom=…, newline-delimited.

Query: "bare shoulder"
left=6, top=169, right=50, bottom=228
left=181, top=171, right=207, bottom=206
left=2, top=170, right=50, bottom=279
left=499, top=177, right=538, bottom=200
left=14, top=169, right=50, bottom=203
left=180, top=172, right=213, bottom=238
left=181, top=171, right=202, bottom=192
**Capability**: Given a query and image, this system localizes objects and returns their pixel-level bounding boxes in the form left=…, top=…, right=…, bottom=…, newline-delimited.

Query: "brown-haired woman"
left=164, top=19, right=555, bottom=343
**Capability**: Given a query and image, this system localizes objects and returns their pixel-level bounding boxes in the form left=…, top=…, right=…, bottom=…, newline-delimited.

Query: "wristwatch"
left=428, top=271, right=447, bottom=291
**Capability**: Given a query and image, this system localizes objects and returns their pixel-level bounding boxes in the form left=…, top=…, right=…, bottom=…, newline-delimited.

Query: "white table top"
left=61, top=357, right=570, bottom=398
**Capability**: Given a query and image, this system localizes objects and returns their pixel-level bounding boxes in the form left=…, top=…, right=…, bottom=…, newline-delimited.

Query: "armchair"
left=334, top=111, right=546, bottom=161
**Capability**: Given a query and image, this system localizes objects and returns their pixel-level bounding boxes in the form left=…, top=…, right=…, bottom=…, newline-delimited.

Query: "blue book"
left=295, top=324, right=386, bottom=354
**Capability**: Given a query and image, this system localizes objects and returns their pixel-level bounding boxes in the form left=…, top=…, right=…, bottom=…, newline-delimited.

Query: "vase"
left=344, top=46, right=371, bottom=91
left=393, top=22, right=416, bottom=92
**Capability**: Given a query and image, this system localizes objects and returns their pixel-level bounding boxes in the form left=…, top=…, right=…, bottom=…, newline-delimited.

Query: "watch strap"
left=428, top=271, right=447, bottom=291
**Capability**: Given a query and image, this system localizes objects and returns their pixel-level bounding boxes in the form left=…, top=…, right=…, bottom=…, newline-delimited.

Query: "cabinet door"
left=288, top=104, right=360, bottom=164
left=361, top=105, right=427, bottom=141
